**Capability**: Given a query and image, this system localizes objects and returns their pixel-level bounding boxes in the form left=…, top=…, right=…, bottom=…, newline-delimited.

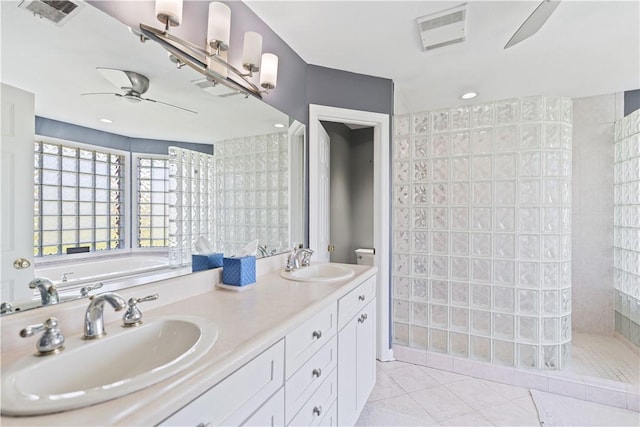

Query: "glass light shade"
left=242, top=32, right=263, bottom=73
left=207, top=2, right=231, bottom=51
left=156, top=0, right=183, bottom=27
left=260, top=53, right=278, bottom=90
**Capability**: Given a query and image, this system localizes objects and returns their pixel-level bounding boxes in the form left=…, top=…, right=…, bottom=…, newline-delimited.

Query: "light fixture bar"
left=139, top=23, right=263, bottom=98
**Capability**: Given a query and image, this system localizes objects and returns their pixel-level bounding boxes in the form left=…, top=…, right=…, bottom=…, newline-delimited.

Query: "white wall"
left=571, top=93, right=625, bottom=334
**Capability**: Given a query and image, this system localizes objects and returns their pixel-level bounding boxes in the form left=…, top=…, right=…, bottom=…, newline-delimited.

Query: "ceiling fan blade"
left=141, top=97, right=198, bottom=114
left=504, top=0, right=561, bottom=49
left=96, top=67, right=132, bottom=91
left=80, top=92, right=119, bottom=96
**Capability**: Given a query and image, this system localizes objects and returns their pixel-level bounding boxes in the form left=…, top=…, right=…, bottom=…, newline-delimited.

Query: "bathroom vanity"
left=0, top=259, right=377, bottom=426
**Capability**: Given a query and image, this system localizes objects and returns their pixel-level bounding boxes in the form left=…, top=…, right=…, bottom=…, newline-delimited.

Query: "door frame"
left=309, top=104, right=393, bottom=361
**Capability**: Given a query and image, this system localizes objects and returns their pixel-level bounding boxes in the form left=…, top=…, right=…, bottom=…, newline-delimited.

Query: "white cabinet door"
left=337, top=299, right=377, bottom=426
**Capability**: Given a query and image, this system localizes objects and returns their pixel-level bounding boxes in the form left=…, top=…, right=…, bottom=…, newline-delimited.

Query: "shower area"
left=391, top=94, right=639, bottom=410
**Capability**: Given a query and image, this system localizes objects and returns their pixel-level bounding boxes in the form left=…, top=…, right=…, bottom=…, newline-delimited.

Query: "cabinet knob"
left=313, top=405, right=322, bottom=416
left=358, top=313, right=368, bottom=323
left=358, top=294, right=365, bottom=301
left=312, top=330, right=322, bottom=339
left=312, top=368, right=322, bottom=378
left=196, top=423, right=212, bottom=427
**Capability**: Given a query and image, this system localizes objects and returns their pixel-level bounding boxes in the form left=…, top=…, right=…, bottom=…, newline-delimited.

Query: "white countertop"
left=0, top=263, right=377, bottom=426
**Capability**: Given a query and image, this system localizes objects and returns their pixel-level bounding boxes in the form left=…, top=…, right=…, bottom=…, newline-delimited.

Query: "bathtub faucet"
left=28, top=278, right=59, bottom=306
left=83, top=292, right=126, bottom=340
left=61, top=272, right=74, bottom=282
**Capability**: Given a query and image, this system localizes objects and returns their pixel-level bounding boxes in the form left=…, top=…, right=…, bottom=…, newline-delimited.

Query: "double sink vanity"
left=0, top=256, right=377, bottom=426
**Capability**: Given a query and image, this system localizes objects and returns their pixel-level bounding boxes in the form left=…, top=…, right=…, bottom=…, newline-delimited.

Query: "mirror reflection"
left=0, top=1, right=305, bottom=315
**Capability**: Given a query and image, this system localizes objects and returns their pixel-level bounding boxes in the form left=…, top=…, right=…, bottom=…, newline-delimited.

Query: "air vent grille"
left=192, top=78, right=240, bottom=98
left=18, top=0, right=82, bottom=26
left=416, top=3, right=467, bottom=51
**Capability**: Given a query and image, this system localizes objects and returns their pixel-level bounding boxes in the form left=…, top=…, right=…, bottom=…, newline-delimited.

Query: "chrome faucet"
left=29, top=278, right=59, bottom=305
left=122, top=293, right=159, bottom=327
left=285, top=245, right=314, bottom=271
left=61, top=272, right=74, bottom=282
left=20, top=317, right=65, bottom=356
left=83, top=292, right=126, bottom=340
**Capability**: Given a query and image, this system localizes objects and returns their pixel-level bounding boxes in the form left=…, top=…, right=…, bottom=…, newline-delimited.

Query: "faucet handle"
left=20, top=317, right=65, bottom=356
left=80, top=282, right=104, bottom=297
left=122, top=294, right=159, bottom=327
left=300, top=249, right=314, bottom=267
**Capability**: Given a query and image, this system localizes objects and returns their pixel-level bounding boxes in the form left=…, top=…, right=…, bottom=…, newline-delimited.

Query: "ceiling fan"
left=504, top=0, right=561, bottom=49
left=82, top=67, right=197, bottom=114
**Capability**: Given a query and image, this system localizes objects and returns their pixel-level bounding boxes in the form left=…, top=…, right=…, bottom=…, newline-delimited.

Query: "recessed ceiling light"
left=460, top=91, right=478, bottom=100
left=99, top=118, right=113, bottom=124
left=273, top=123, right=285, bottom=128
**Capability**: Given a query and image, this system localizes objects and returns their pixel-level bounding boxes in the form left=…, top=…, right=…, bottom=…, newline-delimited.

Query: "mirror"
left=0, top=1, right=305, bottom=315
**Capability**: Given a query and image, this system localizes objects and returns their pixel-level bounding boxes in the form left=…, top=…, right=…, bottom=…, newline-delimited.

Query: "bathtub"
left=34, top=255, right=172, bottom=289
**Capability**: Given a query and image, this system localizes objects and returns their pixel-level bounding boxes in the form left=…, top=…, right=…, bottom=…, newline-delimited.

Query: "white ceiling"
left=1, top=1, right=288, bottom=144
left=246, top=0, right=640, bottom=114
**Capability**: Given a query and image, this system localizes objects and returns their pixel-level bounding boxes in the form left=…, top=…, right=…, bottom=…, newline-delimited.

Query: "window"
left=33, top=140, right=126, bottom=256
left=135, top=155, right=169, bottom=248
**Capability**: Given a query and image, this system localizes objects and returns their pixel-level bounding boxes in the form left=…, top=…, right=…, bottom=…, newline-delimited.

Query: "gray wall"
left=571, top=93, right=625, bottom=334
left=625, top=89, right=640, bottom=116
left=324, top=122, right=374, bottom=265
left=36, top=117, right=212, bottom=155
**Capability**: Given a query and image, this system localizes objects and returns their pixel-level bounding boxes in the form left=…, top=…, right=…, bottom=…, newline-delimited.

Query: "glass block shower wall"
left=213, top=132, right=289, bottom=256
left=614, top=108, right=640, bottom=346
left=392, top=96, right=573, bottom=370
left=168, top=147, right=215, bottom=268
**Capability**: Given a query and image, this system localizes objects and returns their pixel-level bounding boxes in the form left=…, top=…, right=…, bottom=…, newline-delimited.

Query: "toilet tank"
left=355, top=248, right=375, bottom=266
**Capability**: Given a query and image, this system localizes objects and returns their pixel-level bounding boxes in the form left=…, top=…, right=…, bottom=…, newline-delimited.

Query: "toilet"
left=355, top=248, right=375, bottom=266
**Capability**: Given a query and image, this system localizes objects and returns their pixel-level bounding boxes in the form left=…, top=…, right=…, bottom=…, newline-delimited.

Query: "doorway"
left=309, top=104, right=392, bottom=361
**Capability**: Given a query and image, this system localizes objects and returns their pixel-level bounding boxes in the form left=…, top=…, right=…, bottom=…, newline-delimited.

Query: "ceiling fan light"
left=156, top=0, right=183, bottom=27
left=207, top=2, right=231, bottom=51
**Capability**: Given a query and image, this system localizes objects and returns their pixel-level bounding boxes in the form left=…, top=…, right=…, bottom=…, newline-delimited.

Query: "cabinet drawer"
left=338, top=275, right=376, bottom=330
left=160, top=340, right=284, bottom=427
left=287, top=368, right=337, bottom=427
left=285, top=335, right=337, bottom=423
left=317, top=398, right=337, bottom=427
left=285, top=303, right=337, bottom=378
left=237, top=387, right=285, bottom=427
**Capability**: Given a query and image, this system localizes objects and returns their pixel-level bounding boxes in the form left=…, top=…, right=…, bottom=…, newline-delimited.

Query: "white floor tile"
left=477, top=401, right=541, bottom=426
left=439, top=411, right=494, bottom=427
left=368, top=394, right=438, bottom=424
left=385, top=364, right=440, bottom=393
left=368, top=369, right=406, bottom=402
left=481, top=378, right=532, bottom=399
left=422, top=366, right=469, bottom=385
left=355, top=403, right=435, bottom=427
left=410, top=385, right=475, bottom=421
left=446, top=378, right=508, bottom=410
left=531, top=389, right=640, bottom=426
left=511, top=395, right=540, bottom=416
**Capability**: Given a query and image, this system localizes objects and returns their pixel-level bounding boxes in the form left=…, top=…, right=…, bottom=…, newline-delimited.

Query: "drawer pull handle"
left=313, top=405, right=322, bottom=417
left=358, top=313, right=368, bottom=323
left=358, top=294, right=365, bottom=301
left=196, top=423, right=212, bottom=427
left=312, top=330, right=322, bottom=339
left=312, top=368, right=322, bottom=378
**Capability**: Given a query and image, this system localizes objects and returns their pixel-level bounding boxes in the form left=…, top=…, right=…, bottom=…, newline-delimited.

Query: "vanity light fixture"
left=139, top=0, right=278, bottom=99
left=460, top=91, right=478, bottom=100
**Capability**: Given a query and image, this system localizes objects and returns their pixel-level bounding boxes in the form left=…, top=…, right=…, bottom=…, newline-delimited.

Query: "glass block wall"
left=614, top=108, right=640, bottom=346
left=392, top=96, right=573, bottom=369
left=212, top=132, right=289, bottom=256
left=168, top=147, right=215, bottom=268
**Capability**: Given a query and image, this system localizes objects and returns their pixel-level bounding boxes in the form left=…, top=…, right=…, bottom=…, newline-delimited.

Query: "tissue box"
left=192, top=253, right=223, bottom=272
left=222, top=256, right=256, bottom=286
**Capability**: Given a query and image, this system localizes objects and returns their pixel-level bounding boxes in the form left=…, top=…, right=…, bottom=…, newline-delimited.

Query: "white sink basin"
left=280, top=264, right=355, bottom=282
left=1, top=315, right=218, bottom=415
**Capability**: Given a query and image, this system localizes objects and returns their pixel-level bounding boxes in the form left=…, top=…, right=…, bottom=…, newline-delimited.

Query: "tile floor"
left=568, top=333, right=639, bottom=385
left=356, top=359, right=639, bottom=426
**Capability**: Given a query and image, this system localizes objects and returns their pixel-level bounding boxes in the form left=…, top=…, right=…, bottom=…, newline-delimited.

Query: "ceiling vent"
left=416, top=3, right=467, bottom=51
left=192, top=78, right=241, bottom=98
left=18, top=0, right=83, bottom=26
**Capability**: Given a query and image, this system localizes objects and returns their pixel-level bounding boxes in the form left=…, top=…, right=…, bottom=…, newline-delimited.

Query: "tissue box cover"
left=192, top=253, right=223, bottom=272
left=223, top=256, right=256, bottom=286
